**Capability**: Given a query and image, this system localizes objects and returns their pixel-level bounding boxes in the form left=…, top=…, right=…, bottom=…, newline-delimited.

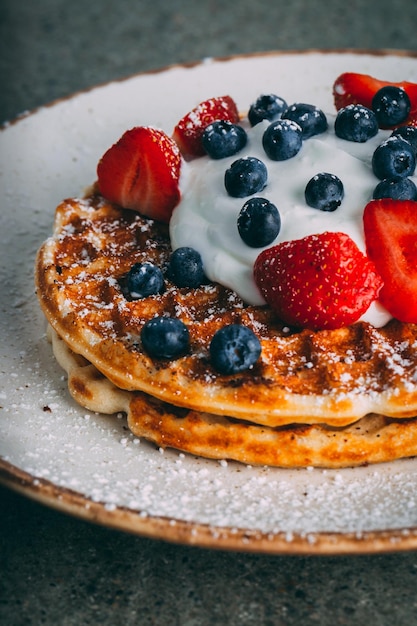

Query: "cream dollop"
left=170, top=115, right=412, bottom=327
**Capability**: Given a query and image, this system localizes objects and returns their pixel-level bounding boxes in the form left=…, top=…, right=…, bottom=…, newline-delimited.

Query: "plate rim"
left=3, top=47, right=417, bottom=128
left=3, top=48, right=417, bottom=555
left=3, top=457, right=417, bottom=555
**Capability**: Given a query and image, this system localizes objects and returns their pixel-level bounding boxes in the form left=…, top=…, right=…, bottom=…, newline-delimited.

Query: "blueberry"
left=168, top=247, right=206, bottom=288
left=141, top=317, right=189, bottom=359
left=202, top=120, right=247, bottom=159
left=248, top=93, right=288, bottom=126
left=237, top=197, right=281, bottom=248
left=373, top=176, right=417, bottom=200
left=391, top=126, right=417, bottom=154
left=372, top=136, right=416, bottom=180
left=262, top=119, right=303, bottom=161
left=282, top=103, right=328, bottom=139
left=224, top=157, right=268, bottom=198
left=126, top=262, right=165, bottom=299
left=372, top=86, right=411, bottom=127
left=334, top=104, right=379, bottom=142
left=209, top=324, right=261, bottom=375
left=304, top=173, right=344, bottom=212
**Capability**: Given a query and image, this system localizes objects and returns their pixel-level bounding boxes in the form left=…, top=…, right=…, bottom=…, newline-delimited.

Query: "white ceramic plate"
left=2, top=50, right=417, bottom=555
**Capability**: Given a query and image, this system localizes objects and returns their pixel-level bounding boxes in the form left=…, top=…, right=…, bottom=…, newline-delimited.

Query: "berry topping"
left=254, top=232, right=382, bottom=330
left=209, top=324, right=261, bottom=375
left=363, top=199, right=417, bottom=323
left=373, top=176, right=417, bottom=201
left=372, top=136, right=416, bottom=180
left=282, top=103, right=328, bottom=139
left=248, top=94, right=288, bottom=126
left=333, top=73, right=417, bottom=125
left=262, top=119, right=303, bottom=161
left=334, top=104, right=379, bottom=143
left=202, top=120, right=247, bottom=159
left=126, top=262, right=165, bottom=299
left=172, top=95, right=239, bottom=160
left=391, top=126, right=417, bottom=154
left=167, top=247, right=206, bottom=288
left=224, top=157, right=268, bottom=198
left=372, top=86, right=411, bottom=127
left=97, top=126, right=181, bottom=223
left=237, top=197, right=281, bottom=248
left=141, top=317, right=190, bottom=359
left=304, top=173, right=344, bottom=212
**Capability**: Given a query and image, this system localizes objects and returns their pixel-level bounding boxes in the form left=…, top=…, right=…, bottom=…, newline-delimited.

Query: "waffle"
left=35, top=192, right=417, bottom=439
left=50, top=326, right=417, bottom=468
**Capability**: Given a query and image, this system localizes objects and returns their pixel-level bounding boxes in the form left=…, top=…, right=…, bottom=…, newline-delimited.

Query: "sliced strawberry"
left=333, top=72, right=417, bottom=127
left=172, top=95, right=239, bottom=160
left=97, top=126, right=182, bottom=223
left=363, top=198, right=417, bottom=323
left=254, top=232, right=382, bottom=331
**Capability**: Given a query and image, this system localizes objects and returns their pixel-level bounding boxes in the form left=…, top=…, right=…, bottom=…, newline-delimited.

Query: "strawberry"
left=254, top=232, right=382, bottom=331
left=97, top=126, right=182, bottom=223
left=333, top=72, right=417, bottom=127
left=172, top=95, right=239, bottom=160
left=363, top=198, right=417, bottom=323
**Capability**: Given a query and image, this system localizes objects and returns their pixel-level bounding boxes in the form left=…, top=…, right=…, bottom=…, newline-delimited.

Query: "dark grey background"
left=2, top=0, right=417, bottom=124
left=2, top=1, right=417, bottom=624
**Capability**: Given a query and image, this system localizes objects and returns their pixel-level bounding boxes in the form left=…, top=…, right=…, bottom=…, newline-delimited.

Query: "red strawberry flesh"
left=254, top=232, right=383, bottom=331
left=363, top=198, right=417, bottom=323
left=333, top=72, right=417, bottom=128
left=97, top=126, right=181, bottom=223
left=172, top=95, right=239, bottom=160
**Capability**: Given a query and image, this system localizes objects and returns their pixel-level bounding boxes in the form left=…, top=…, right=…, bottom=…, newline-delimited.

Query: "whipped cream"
left=170, top=115, right=413, bottom=327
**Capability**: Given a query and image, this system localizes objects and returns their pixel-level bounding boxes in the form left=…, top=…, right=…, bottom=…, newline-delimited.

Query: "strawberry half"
left=172, top=95, right=239, bottom=160
left=254, top=232, right=382, bottom=331
left=363, top=198, right=417, bottom=323
left=333, top=72, right=417, bottom=127
left=97, top=126, right=182, bottom=223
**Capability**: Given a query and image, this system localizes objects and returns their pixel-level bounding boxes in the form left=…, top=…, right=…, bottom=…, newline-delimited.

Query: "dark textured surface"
left=2, top=0, right=417, bottom=124
left=2, top=1, right=417, bottom=624
left=3, top=485, right=417, bottom=626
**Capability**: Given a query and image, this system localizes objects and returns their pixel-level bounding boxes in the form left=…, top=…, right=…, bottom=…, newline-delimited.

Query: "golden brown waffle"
left=50, top=327, right=417, bottom=468
left=35, top=192, right=417, bottom=431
